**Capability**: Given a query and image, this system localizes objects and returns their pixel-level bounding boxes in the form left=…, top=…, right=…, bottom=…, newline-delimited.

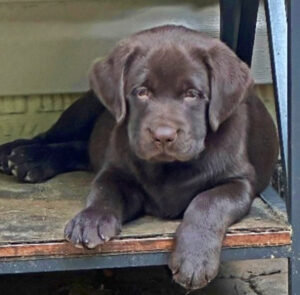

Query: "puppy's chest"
left=135, top=164, right=211, bottom=218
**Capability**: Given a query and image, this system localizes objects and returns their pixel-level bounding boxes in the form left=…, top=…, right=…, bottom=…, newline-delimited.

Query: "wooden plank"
left=0, top=231, right=291, bottom=259
left=0, top=0, right=271, bottom=96
left=0, top=172, right=290, bottom=246
left=0, top=171, right=291, bottom=262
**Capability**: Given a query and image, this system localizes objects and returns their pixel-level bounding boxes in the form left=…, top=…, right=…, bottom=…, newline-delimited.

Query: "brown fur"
left=0, top=25, right=278, bottom=290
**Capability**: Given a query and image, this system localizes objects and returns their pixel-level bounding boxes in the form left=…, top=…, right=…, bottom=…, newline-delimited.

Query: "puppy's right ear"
left=89, top=44, right=139, bottom=123
left=206, top=42, right=253, bottom=132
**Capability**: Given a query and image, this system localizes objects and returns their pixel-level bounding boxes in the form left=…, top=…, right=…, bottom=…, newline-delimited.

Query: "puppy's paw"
left=0, top=139, right=34, bottom=174
left=64, top=207, right=121, bottom=249
left=6, top=144, right=55, bottom=183
left=168, top=222, right=222, bottom=290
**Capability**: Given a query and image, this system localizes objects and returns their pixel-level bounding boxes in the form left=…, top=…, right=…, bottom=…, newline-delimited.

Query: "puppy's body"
left=88, top=88, right=276, bottom=220
left=0, top=26, right=278, bottom=289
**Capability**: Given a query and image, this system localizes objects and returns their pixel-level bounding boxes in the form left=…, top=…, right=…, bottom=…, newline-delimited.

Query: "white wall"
left=0, top=0, right=271, bottom=96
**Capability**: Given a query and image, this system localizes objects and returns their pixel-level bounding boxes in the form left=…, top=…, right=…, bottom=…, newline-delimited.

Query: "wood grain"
left=0, top=171, right=291, bottom=261
left=0, top=172, right=290, bottom=245
left=0, top=231, right=291, bottom=259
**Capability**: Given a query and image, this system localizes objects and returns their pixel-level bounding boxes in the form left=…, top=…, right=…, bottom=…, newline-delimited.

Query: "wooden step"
left=0, top=172, right=291, bottom=260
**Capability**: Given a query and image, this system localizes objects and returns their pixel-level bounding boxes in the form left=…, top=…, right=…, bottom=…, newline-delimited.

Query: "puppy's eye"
left=183, top=89, right=203, bottom=102
left=136, top=87, right=150, bottom=100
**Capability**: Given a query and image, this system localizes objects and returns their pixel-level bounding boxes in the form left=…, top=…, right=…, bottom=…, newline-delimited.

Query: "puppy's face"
left=89, top=26, right=253, bottom=164
left=126, top=47, right=210, bottom=162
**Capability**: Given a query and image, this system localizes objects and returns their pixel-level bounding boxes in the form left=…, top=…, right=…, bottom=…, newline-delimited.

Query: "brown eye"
left=184, top=89, right=203, bottom=102
left=136, top=87, right=150, bottom=100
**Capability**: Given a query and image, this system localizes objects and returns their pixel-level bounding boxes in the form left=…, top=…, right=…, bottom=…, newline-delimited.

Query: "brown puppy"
left=0, top=25, right=278, bottom=289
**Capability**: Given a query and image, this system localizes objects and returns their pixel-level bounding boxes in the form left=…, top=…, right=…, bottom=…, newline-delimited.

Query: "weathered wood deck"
left=0, top=172, right=291, bottom=260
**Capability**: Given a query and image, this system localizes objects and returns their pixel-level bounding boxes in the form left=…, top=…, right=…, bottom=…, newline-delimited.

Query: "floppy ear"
left=89, top=44, right=139, bottom=123
left=206, top=42, right=254, bottom=132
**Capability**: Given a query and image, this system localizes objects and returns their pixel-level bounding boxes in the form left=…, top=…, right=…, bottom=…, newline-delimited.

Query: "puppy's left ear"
left=205, top=42, right=254, bottom=132
left=89, top=43, right=140, bottom=123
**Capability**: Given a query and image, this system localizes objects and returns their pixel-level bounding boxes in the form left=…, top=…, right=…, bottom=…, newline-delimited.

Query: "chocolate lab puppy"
left=0, top=25, right=278, bottom=289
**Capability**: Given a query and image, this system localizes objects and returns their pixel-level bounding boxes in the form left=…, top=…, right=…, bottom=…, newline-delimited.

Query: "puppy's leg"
left=37, top=90, right=104, bottom=143
left=0, top=139, right=37, bottom=174
left=64, top=167, right=144, bottom=249
left=0, top=90, right=104, bottom=177
left=7, top=141, right=89, bottom=183
left=168, top=178, right=254, bottom=289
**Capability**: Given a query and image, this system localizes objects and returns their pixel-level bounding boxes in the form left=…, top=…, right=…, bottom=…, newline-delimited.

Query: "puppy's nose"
left=152, top=126, right=178, bottom=145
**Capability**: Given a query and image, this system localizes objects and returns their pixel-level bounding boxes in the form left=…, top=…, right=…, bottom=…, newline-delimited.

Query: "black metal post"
left=219, top=0, right=241, bottom=51
left=288, top=0, right=300, bottom=294
left=236, top=0, right=259, bottom=66
left=220, top=0, right=259, bottom=66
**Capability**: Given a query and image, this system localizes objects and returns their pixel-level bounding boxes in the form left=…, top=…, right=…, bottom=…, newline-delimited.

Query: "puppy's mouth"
left=133, top=137, right=205, bottom=163
left=150, top=152, right=177, bottom=162
left=143, top=144, right=202, bottom=163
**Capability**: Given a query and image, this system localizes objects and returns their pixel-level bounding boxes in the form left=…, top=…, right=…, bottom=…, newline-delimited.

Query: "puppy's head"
left=90, top=26, right=253, bottom=163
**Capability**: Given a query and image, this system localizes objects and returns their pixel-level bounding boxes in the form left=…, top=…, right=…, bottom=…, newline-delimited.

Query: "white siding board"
left=0, top=0, right=271, bottom=95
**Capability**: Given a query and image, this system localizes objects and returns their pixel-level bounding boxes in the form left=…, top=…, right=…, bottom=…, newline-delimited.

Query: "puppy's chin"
left=150, top=153, right=177, bottom=163
left=143, top=152, right=196, bottom=163
left=134, top=144, right=205, bottom=163
left=133, top=149, right=176, bottom=163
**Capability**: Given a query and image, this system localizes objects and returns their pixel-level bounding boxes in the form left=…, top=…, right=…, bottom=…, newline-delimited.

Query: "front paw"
left=168, top=222, right=222, bottom=290
left=64, top=207, right=121, bottom=249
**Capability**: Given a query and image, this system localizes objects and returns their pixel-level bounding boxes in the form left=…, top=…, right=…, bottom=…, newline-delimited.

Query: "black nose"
left=151, top=126, right=178, bottom=145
